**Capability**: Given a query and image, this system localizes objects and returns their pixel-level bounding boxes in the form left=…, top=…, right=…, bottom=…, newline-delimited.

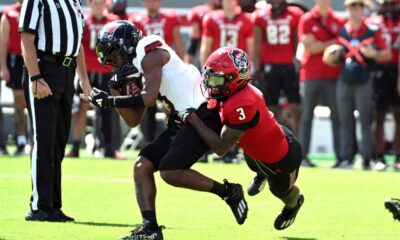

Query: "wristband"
left=30, top=74, right=42, bottom=82
left=109, top=93, right=145, bottom=109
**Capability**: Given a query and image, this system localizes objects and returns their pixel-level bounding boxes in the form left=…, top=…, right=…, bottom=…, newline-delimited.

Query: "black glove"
left=167, top=112, right=182, bottom=132
left=109, top=64, right=142, bottom=91
left=88, top=87, right=111, bottom=108
left=178, top=108, right=197, bottom=123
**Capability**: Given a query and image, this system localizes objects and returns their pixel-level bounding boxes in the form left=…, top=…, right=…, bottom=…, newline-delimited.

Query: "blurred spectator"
left=251, top=0, right=303, bottom=136
left=238, top=0, right=257, bottom=13
left=199, top=0, right=254, bottom=66
left=298, top=0, right=345, bottom=167
left=108, top=0, right=131, bottom=20
left=184, top=0, right=221, bottom=64
left=0, top=0, right=27, bottom=155
left=369, top=0, right=400, bottom=170
left=325, top=0, right=390, bottom=170
left=67, top=0, right=122, bottom=159
left=130, top=0, right=184, bottom=144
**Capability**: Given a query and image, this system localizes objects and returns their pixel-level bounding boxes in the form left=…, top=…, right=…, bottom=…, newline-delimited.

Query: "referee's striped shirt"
left=18, top=0, right=84, bottom=57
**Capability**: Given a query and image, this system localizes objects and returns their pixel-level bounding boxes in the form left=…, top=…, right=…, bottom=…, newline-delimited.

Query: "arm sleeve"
left=223, top=104, right=260, bottom=130
left=18, top=0, right=41, bottom=34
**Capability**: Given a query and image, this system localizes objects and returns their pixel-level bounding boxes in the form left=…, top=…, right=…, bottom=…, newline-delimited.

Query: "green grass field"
left=1, top=154, right=400, bottom=240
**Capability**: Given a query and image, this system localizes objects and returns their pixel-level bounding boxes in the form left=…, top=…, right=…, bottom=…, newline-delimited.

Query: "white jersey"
left=132, top=35, right=206, bottom=112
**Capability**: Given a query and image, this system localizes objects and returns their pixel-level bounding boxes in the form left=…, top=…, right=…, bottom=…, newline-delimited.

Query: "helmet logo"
left=228, top=49, right=249, bottom=79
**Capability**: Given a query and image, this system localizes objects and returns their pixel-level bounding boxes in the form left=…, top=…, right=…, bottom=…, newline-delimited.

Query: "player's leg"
left=393, top=107, right=400, bottom=170
left=121, top=129, right=175, bottom=240
left=283, top=64, right=301, bottom=137
left=263, top=64, right=283, bottom=124
left=13, top=89, right=27, bottom=155
left=244, top=154, right=268, bottom=196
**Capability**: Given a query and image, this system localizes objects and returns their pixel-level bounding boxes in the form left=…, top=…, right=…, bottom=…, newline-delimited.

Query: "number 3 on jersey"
left=267, top=24, right=290, bottom=45
left=236, top=107, right=246, bottom=121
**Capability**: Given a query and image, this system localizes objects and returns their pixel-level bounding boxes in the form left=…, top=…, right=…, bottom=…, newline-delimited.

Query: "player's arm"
left=76, top=45, right=92, bottom=100
left=301, top=34, right=336, bottom=54
left=172, top=25, right=185, bottom=60
left=110, top=88, right=146, bottom=128
left=0, top=14, right=10, bottom=81
left=200, top=36, right=213, bottom=66
left=184, top=22, right=201, bottom=64
left=188, top=114, right=244, bottom=156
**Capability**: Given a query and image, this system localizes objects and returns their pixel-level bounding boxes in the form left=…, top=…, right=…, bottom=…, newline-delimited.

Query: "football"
left=323, top=44, right=345, bottom=67
left=122, top=79, right=142, bottom=95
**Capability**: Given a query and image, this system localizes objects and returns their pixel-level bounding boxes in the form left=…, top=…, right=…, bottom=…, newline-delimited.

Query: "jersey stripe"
left=144, top=40, right=162, bottom=53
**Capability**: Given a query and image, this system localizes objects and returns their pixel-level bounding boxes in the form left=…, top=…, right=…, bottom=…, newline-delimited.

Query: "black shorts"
left=244, top=125, right=302, bottom=198
left=75, top=72, right=112, bottom=94
left=261, top=63, right=301, bottom=106
left=139, top=103, right=223, bottom=171
left=6, top=54, right=27, bottom=90
left=372, top=64, right=400, bottom=112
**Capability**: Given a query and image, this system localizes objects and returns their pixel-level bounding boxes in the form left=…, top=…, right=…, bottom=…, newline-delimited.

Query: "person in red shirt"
left=252, top=0, right=303, bottom=137
left=184, top=0, right=221, bottom=64
left=181, top=47, right=304, bottom=230
left=297, top=0, right=345, bottom=167
left=199, top=0, right=254, bottom=66
left=0, top=0, right=27, bottom=155
left=130, top=0, right=184, bottom=59
left=108, top=0, right=131, bottom=20
left=368, top=0, right=400, bottom=170
left=67, top=0, right=122, bottom=159
left=324, top=0, right=390, bottom=169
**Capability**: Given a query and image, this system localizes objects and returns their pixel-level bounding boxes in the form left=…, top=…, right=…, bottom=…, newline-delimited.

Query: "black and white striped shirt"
left=18, top=0, right=84, bottom=57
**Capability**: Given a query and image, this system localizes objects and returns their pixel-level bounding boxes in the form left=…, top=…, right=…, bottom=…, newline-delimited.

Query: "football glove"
left=88, top=88, right=111, bottom=108
left=167, top=112, right=182, bottom=132
left=109, top=64, right=142, bottom=91
left=178, top=108, right=197, bottom=123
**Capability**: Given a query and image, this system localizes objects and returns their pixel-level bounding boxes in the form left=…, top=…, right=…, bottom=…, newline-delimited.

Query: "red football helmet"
left=202, top=47, right=251, bottom=99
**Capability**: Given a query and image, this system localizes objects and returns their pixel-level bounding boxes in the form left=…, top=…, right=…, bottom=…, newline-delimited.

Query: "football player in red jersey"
left=370, top=0, right=400, bottom=170
left=130, top=0, right=184, bottom=59
left=182, top=47, right=304, bottom=230
left=0, top=0, right=27, bottom=155
left=252, top=0, right=303, bottom=136
left=67, top=0, right=122, bottom=158
left=199, top=0, right=254, bottom=66
left=184, top=0, right=221, bottom=64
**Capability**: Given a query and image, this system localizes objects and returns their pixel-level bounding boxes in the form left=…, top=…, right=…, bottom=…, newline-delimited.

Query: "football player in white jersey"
left=88, top=20, right=248, bottom=240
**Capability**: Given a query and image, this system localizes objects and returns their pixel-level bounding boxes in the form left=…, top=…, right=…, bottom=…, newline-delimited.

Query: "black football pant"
left=23, top=58, right=75, bottom=211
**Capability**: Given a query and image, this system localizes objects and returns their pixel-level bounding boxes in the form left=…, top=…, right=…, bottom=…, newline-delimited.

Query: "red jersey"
left=202, top=9, right=253, bottom=53
left=219, top=85, right=289, bottom=164
left=342, top=21, right=387, bottom=50
left=82, top=13, right=118, bottom=73
left=252, top=6, right=303, bottom=64
left=367, top=16, right=400, bottom=64
left=3, top=4, right=21, bottom=54
left=130, top=11, right=180, bottom=47
left=187, top=4, right=213, bottom=34
left=298, top=7, right=346, bottom=81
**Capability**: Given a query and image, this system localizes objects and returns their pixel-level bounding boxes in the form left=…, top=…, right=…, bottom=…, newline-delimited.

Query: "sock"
left=141, top=210, right=158, bottom=230
left=72, top=140, right=80, bottom=151
left=17, top=136, right=27, bottom=146
left=210, top=181, right=230, bottom=199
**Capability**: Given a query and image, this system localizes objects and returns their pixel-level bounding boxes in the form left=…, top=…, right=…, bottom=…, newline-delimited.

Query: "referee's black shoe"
left=120, top=221, right=164, bottom=240
left=25, top=209, right=61, bottom=222
left=274, top=194, right=304, bottom=230
left=223, top=179, right=248, bottom=225
left=54, top=209, right=75, bottom=222
left=247, top=173, right=268, bottom=196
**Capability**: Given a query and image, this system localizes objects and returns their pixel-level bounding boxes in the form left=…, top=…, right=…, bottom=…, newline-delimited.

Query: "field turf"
left=1, top=154, right=400, bottom=240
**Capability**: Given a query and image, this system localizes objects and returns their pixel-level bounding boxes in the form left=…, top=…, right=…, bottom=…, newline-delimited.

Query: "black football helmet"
left=96, top=20, right=142, bottom=66
left=267, top=0, right=288, bottom=17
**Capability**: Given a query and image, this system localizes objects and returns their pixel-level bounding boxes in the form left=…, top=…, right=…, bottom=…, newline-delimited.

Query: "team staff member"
left=19, top=0, right=91, bottom=222
left=252, top=0, right=303, bottom=136
left=0, top=0, right=27, bottom=155
left=199, top=0, right=254, bottom=66
left=298, top=0, right=345, bottom=167
left=184, top=0, right=221, bottom=64
left=182, top=47, right=304, bottom=230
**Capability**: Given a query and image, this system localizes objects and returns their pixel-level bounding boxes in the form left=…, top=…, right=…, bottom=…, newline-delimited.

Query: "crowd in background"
left=0, top=0, right=399, bottom=171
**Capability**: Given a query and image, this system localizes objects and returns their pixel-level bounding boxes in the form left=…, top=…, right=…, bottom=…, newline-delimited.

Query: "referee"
left=19, top=0, right=92, bottom=222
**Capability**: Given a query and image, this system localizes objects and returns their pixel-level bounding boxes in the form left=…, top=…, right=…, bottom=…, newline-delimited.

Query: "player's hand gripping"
left=178, top=108, right=197, bottom=124
left=88, top=87, right=111, bottom=108
left=109, top=64, right=142, bottom=91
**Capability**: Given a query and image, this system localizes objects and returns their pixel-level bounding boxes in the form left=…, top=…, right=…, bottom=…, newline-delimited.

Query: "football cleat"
left=25, top=209, right=62, bottom=222
left=247, top=173, right=268, bottom=196
left=120, top=222, right=164, bottom=240
left=223, top=179, right=248, bottom=225
left=274, top=194, right=304, bottom=230
left=385, top=198, right=400, bottom=221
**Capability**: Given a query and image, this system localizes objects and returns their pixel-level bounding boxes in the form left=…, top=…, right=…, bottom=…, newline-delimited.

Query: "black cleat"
left=301, top=158, right=316, bottom=168
left=54, top=209, right=74, bottom=222
left=223, top=179, right=248, bottom=225
left=120, top=221, right=164, bottom=240
left=247, top=173, right=268, bottom=196
left=25, top=209, right=61, bottom=222
left=385, top=198, right=400, bottom=221
left=14, top=144, right=26, bottom=156
left=274, top=194, right=304, bottom=230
